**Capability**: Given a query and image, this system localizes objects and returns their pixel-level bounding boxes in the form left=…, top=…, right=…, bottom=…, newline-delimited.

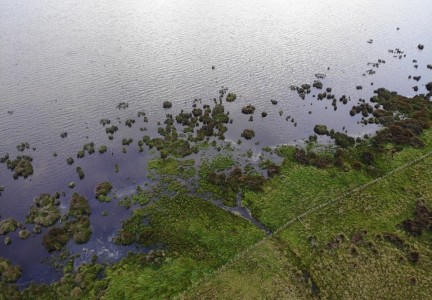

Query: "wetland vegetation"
left=2, top=80, right=432, bottom=298
left=1, top=2, right=431, bottom=297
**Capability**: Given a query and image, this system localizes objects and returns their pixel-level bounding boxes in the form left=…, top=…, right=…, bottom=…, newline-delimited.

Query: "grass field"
left=184, top=145, right=432, bottom=299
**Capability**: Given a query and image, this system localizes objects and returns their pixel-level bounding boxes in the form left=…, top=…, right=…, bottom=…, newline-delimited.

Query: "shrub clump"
left=204, top=166, right=267, bottom=206
left=116, top=102, right=129, bottom=109
left=314, top=125, right=329, bottom=135
left=83, top=143, right=95, bottom=154
left=77, top=150, right=85, bottom=158
left=26, top=194, right=61, bottom=227
left=68, top=193, right=91, bottom=218
left=95, top=182, right=113, bottom=201
left=241, top=129, right=255, bottom=140
left=18, top=229, right=31, bottom=239
left=294, top=148, right=334, bottom=169
left=100, top=118, right=111, bottom=126
left=64, top=217, right=92, bottom=244
left=0, top=257, right=22, bottom=282
left=162, top=101, right=172, bottom=109
left=401, top=200, right=432, bottom=236
left=5, top=155, right=34, bottom=179
left=122, top=138, right=133, bottom=146
left=329, top=131, right=355, bottom=148
left=98, top=145, right=108, bottom=153
left=0, top=218, right=18, bottom=235
left=76, top=167, right=85, bottom=179
left=16, top=142, right=30, bottom=152
left=105, top=125, right=118, bottom=135
left=226, top=93, right=237, bottom=102
left=313, top=80, right=323, bottom=89
left=43, top=227, right=70, bottom=252
left=266, top=163, right=281, bottom=178
left=125, top=119, right=135, bottom=127
left=241, top=105, right=256, bottom=114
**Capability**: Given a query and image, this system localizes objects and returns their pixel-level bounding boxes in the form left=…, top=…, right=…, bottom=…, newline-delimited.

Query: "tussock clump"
left=0, top=218, right=18, bottom=235
left=241, top=129, right=255, bottom=140
left=241, top=105, right=256, bottom=115
left=226, top=93, right=237, bottom=102
left=27, top=193, right=61, bottom=227
left=162, top=101, right=172, bottom=109
left=95, top=182, right=113, bottom=201
left=314, top=125, right=328, bottom=135
left=5, top=155, right=34, bottom=178
left=43, top=227, right=69, bottom=252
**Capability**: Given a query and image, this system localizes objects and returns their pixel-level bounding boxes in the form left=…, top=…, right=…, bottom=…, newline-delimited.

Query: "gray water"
left=0, top=0, right=431, bottom=285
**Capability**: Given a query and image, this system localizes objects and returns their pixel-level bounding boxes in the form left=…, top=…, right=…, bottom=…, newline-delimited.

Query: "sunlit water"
left=0, top=0, right=431, bottom=285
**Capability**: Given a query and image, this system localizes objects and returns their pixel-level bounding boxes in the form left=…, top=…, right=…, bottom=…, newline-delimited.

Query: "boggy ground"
left=184, top=148, right=432, bottom=299
left=182, top=91, right=432, bottom=299
left=1, top=89, right=432, bottom=299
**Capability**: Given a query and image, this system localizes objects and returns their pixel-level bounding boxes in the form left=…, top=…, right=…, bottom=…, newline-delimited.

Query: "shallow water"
left=0, top=0, right=431, bottom=285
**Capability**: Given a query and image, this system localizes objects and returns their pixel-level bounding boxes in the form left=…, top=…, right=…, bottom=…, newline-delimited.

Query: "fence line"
left=175, top=150, right=432, bottom=299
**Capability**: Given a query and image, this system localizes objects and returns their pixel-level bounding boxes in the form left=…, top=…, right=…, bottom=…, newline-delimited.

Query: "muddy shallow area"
left=0, top=0, right=431, bottom=286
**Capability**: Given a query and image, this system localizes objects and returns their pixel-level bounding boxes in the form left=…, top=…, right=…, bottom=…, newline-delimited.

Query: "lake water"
left=0, top=0, right=431, bottom=285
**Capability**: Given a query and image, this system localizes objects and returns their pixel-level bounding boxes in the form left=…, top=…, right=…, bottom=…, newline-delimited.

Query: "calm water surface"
left=0, top=0, right=431, bottom=284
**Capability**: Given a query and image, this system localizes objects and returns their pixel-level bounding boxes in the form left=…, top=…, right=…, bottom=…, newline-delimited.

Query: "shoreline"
left=1, top=86, right=432, bottom=297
